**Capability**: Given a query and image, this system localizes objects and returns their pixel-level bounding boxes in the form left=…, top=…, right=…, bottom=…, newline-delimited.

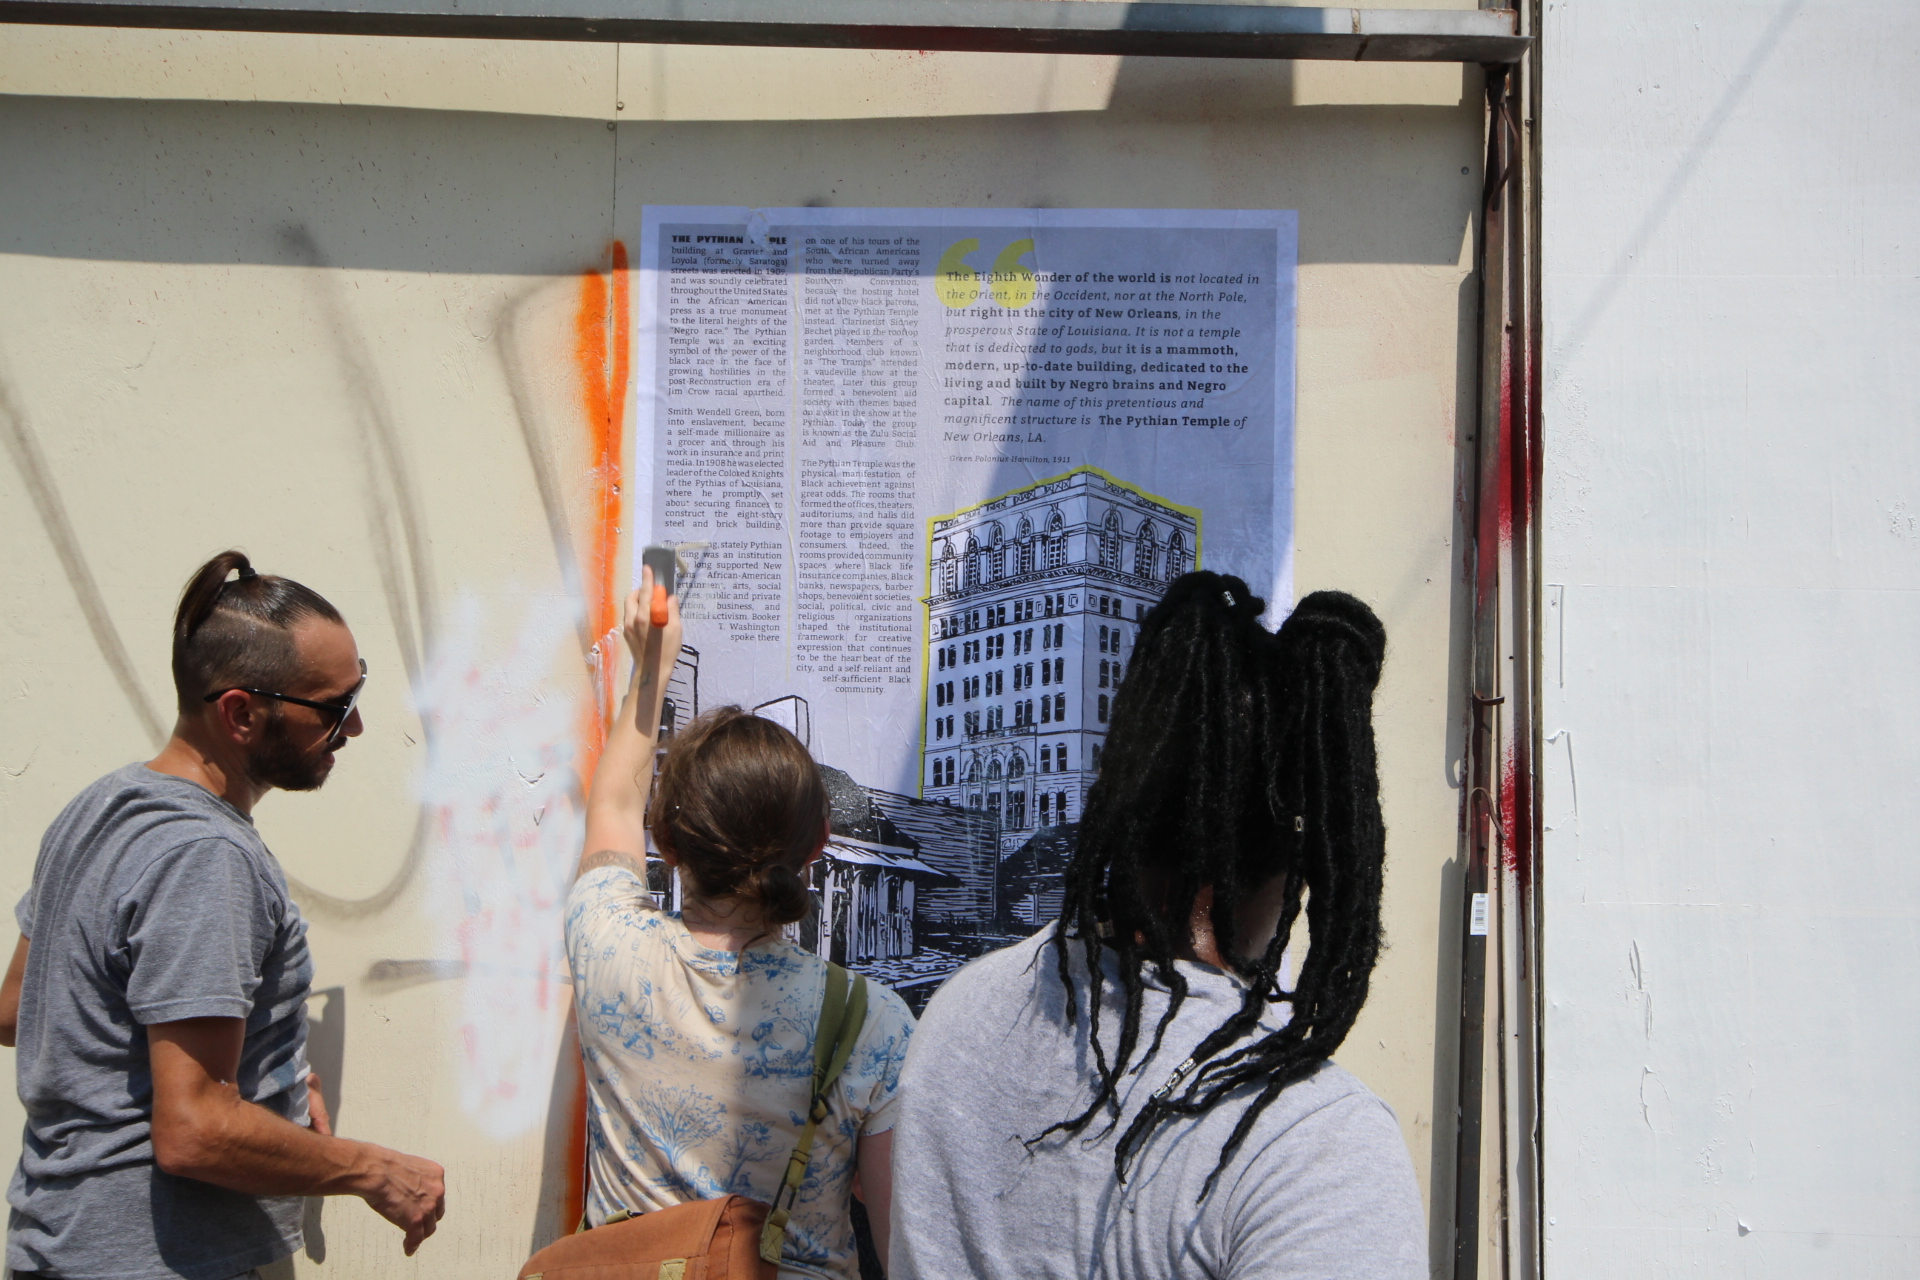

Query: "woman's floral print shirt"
left=566, top=866, right=914, bottom=1280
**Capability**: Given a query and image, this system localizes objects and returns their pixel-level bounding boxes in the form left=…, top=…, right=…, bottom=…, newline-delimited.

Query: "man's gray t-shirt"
left=8, top=764, right=314, bottom=1280
left=889, top=927, right=1425, bottom=1280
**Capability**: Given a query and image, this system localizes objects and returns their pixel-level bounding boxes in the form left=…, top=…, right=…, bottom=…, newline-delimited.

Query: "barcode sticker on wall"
left=1469, top=892, right=1490, bottom=936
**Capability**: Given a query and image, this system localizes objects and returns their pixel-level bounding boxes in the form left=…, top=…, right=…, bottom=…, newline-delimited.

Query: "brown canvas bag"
left=519, top=964, right=870, bottom=1280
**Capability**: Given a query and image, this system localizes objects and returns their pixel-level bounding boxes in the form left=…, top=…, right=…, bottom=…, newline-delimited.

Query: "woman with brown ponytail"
left=565, top=571, right=914, bottom=1280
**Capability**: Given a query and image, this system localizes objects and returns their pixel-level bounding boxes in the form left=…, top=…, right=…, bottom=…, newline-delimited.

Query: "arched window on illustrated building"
left=1046, top=510, right=1066, bottom=568
left=988, top=523, right=1004, bottom=582
left=1166, top=529, right=1189, bottom=580
left=1016, top=517, right=1033, bottom=575
left=1008, top=751, right=1026, bottom=780
left=965, top=755, right=979, bottom=784
left=940, top=541, right=957, bottom=596
left=965, top=536, right=980, bottom=590
left=1135, top=520, right=1158, bottom=580
left=1102, top=509, right=1122, bottom=569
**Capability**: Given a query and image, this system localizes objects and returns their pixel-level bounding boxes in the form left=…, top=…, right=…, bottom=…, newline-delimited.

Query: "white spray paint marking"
left=417, top=592, right=585, bottom=1141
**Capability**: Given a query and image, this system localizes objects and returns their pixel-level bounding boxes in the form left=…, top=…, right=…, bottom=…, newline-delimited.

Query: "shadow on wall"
left=0, top=67, right=1477, bottom=272
left=302, top=987, right=348, bottom=1263
left=1420, top=269, right=1483, bottom=1271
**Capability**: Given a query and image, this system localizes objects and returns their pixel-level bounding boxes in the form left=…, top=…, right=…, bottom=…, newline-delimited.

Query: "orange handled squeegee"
left=650, top=584, right=670, bottom=627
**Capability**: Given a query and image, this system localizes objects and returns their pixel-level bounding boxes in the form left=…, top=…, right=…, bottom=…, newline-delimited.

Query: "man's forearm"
left=155, top=1086, right=395, bottom=1198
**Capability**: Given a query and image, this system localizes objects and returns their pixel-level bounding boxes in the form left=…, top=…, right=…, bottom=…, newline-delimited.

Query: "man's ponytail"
left=173, top=550, right=255, bottom=652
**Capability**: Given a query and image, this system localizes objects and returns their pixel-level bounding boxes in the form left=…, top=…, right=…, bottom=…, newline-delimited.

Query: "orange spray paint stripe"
left=572, top=240, right=632, bottom=778
left=563, top=239, right=632, bottom=1235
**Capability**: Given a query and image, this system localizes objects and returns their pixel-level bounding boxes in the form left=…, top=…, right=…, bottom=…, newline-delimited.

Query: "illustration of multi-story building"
left=921, top=466, right=1200, bottom=855
left=640, top=473, right=1199, bottom=1011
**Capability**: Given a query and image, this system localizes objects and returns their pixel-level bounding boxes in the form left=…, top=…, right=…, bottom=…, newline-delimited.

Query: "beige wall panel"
left=0, top=26, right=619, bottom=118
left=2, top=35, right=1481, bottom=1278
left=616, top=44, right=1122, bottom=120
left=0, top=93, right=624, bottom=1272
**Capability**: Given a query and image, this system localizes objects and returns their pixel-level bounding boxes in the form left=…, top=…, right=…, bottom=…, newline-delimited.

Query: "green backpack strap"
left=760, top=963, right=869, bottom=1265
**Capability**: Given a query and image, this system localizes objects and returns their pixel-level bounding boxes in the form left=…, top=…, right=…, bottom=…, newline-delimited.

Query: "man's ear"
left=209, top=690, right=263, bottom=745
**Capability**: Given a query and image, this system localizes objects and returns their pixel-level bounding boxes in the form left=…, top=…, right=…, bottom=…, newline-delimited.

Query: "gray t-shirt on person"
left=7, top=764, right=314, bottom=1280
left=888, top=926, right=1426, bottom=1280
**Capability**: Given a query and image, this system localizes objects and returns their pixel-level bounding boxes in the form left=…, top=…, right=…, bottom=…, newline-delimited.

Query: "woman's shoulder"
left=1216, top=1061, right=1415, bottom=1196
left=958, top=925, right=1060, bottom=984
left=1202, top=1063, right=1423, bottom=1270
left=743, top=942, right=916, bottom=1037
left=1262, top=1061, right=1403, bottom=1137
left=566, top=864, right=672, bottom=942
left=856, top=973, right=915, bottom=1043
left=915, top=928, right=1059, bottom=1035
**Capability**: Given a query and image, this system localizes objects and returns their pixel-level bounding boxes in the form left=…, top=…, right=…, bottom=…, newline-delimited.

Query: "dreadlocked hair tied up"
left=1047, top=571, right=1388, bottom=1199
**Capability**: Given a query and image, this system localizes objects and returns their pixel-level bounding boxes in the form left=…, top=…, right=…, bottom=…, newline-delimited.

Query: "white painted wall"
left=1542, top=1, right=1920, bottom=1273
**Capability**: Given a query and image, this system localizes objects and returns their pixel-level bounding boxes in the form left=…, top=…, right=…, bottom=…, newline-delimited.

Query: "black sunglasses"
left=204, top=658, right=368, bottom=747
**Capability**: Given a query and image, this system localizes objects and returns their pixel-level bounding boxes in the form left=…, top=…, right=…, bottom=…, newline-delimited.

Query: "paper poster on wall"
left=632, top=206, right=1295, bottom=1008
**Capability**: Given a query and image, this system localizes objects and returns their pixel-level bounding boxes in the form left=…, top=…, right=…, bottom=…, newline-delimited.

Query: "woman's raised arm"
left=576, top=567, right=684, bottom=881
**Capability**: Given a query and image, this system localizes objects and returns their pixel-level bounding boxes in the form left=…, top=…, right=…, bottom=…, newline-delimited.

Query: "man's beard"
left=246, top=705, right=334, bottom=792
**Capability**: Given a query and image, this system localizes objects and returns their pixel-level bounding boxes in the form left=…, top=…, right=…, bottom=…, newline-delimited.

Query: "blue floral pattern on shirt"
left=566, top=866, right=913, bottom=1280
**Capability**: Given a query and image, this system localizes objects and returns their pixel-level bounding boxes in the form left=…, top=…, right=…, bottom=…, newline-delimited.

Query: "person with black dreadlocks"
left=887, top=572, right=1423, bottom=1279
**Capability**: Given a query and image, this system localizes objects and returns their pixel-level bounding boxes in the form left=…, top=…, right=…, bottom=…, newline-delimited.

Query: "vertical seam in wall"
left=612, top=42, right=623, bottom=240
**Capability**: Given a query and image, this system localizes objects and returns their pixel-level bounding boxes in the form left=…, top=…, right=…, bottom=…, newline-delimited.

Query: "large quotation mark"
left=936, top=238, right=983, bottom=309
left=935, top=238, right=1039, bottom=310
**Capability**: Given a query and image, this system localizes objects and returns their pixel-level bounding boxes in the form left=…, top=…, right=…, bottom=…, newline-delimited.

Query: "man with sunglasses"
left=0, top=551, right=444, bottom=1280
